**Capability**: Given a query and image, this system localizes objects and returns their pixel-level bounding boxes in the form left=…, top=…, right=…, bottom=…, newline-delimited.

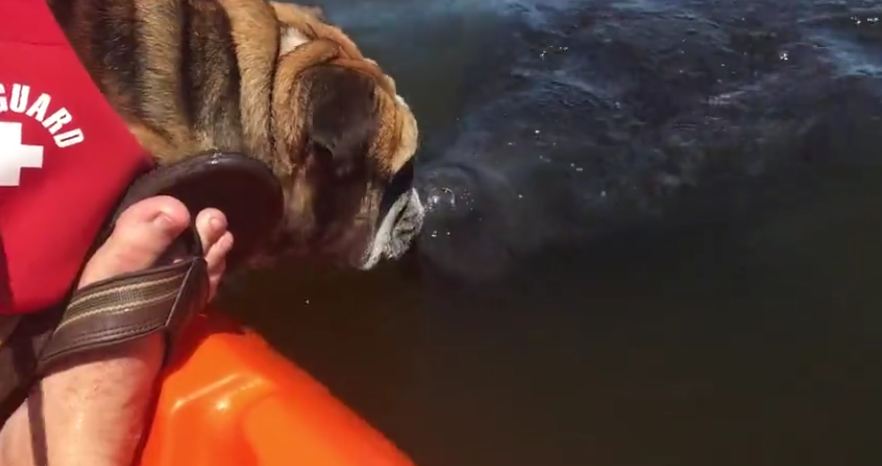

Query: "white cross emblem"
left=0, top=121, right=44, bottom=187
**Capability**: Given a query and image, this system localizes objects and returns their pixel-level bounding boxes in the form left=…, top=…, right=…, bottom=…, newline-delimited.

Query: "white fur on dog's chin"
left=279, top=27, right=310, bottom=55
left=360, top=188, right=425, bottom=270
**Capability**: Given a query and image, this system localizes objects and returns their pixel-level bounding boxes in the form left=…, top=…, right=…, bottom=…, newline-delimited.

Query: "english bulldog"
left=45, top=0, right=424, bottom=270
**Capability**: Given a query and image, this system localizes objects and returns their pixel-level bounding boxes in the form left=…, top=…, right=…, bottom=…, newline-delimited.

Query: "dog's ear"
left=304, top=65, right=379, bottom=181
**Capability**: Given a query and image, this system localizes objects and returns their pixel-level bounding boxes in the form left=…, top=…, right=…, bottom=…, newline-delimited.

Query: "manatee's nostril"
left=421, top=185, right=457, bottom=213
left=415, top=164, right=484, bottom=228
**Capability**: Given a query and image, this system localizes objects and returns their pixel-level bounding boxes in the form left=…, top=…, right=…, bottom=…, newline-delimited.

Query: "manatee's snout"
left=416, top=164, right=483, bottom=225
left=414, top=163, right=524, bottom=281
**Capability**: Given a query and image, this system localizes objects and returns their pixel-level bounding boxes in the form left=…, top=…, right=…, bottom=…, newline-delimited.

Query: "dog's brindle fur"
left=45, top=0, right=422, bottom=269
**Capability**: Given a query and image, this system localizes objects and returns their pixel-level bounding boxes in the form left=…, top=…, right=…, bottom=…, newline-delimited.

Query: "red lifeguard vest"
left=0, top=0, right=152, bottom=314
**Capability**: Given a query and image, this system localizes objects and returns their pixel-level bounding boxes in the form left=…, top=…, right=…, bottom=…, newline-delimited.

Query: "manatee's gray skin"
left=319, top=0, right=882, bottom=281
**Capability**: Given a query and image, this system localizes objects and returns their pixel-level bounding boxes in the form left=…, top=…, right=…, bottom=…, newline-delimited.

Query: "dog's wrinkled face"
left=269, top=64, right=423, bottom=269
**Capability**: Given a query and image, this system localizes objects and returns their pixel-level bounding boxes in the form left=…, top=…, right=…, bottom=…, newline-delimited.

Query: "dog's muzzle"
left=361, top=187, right=424, bottom=270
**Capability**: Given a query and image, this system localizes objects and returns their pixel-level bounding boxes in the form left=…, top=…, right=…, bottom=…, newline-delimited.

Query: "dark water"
left=220, top=1, right=882, bottom=465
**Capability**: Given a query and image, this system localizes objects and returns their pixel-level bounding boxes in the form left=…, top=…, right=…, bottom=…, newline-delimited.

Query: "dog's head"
left=264, top=5, right=423, bottom=270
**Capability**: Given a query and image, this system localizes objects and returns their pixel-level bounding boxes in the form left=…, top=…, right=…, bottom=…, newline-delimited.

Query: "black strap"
left=0, top=304, right=63, bottom=425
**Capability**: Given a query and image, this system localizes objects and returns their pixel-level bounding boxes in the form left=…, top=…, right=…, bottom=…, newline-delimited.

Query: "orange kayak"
left=138, top=308, right=415, bottom=466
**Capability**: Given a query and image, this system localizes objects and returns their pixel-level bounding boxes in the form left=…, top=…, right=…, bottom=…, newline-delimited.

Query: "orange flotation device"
left=139, top=308, right=415, bottom=466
